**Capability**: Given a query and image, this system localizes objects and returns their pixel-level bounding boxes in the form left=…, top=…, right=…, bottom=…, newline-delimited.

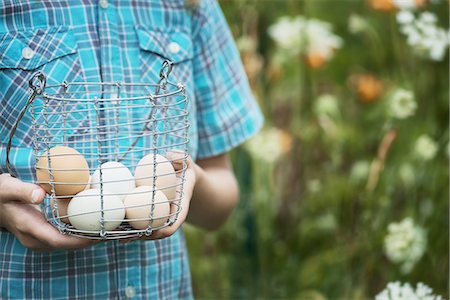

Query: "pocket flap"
left=135, top=26, right=193, bottom=63
left=0, top=26, right=77, bottom=70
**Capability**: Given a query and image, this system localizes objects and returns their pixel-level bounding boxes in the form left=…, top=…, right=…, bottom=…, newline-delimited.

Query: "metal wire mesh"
left=6, top=61, right=189, bottom=240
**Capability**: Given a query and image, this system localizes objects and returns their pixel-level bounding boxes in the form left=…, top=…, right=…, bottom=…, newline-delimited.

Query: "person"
left=0, top=0, right=263, bottom=299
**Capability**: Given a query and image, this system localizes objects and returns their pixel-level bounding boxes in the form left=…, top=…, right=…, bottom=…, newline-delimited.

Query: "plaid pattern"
left=0, top=0, right=263, bottom=299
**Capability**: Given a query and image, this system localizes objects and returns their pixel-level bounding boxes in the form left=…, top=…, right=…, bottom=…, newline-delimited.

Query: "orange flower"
left=369, top=0, right=396, bottom=11
left=279, top=129, right=293, bottom=154
left=369, top=0, right=426, bottom=11
left=305, top=53, right=327, bottom=69
left=355, top=74, right=383, bottom=103
left=414, top=0, right=426, bottom=7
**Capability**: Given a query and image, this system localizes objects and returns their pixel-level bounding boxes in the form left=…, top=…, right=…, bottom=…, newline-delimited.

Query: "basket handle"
left=119, top=60, right=174, bottom=162
left=154, top=60, right=173, bottom=95
left=6, top=72, right=46, bottom=177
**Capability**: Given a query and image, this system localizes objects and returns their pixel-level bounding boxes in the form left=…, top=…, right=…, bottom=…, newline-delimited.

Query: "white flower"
left=427, top=30, right=448, bottom=61
left=420, top=12, right=438, bottom=24
left=268, top=15, right=342, bottom=61
left=399, top=163, right=415, bottom=186
left=304, top=19, right=343, bottom=59
left=268, top=16, right=304, bottom=54
left=388, top=88, right=417, bottom=119
left=236, top=35, right=257, bottom=53
left=315, top=213, right=337, bottom=231
left=307, top=179, right=322, bottom=193
left=397, top=11, right=450, bottom=61
left=384, top=218, right=427, bottom=274
left=314, top=94, right=340, bottom=117
left=376, top=281, right=444, bottom=300
left=348, top=14, right=368, bottom=34
left=397, top=10, right=415, bottom=24
left=393, top=0, right=421, bottom=10
left=350, top=160, right=371, bottom=183
left=414, top=134, right=438, bottom=161
left=314, top=95, right=342, bottom=137
left=245, top=127, right=292, bottom=163
left=405, top=26, right=422, bottom=46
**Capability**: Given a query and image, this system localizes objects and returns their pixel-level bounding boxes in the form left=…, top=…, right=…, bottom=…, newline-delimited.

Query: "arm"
left=187, top=153, right=239, bottom=230
left=145, top=152, right=239, bottom=240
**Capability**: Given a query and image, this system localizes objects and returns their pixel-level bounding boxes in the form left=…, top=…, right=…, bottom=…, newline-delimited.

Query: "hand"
left=120, top=151, right=199, bottom=243
left=0, top=174, right=99, bottom=252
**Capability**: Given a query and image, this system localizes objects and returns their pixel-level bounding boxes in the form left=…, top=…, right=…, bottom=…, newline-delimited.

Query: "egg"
left=124, top=186, right=171, bottom=230
left=134, top=154, right=177, bottom=200
left=50, top=197, right=71, bottom=224
left=85, top=175, right=91, bottom=190
left=49, top=180, right=91, bottom=224
left=91, top=162, right=135, bottom=201
left=67, top=189, right=125, bottom=231
left=36, top=146, right=90, bottom=196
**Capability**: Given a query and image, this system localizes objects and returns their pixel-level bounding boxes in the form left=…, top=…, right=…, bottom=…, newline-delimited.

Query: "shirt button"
left=22, top=47, right=34, bottom=60
left=99, top=0, right=108, bottom=8
left=168, top=42, right=181, bottom=54
left=125, top=286, right=136, bottom=298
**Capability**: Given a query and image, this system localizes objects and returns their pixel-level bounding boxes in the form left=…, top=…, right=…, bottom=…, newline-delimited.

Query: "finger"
left=22, top=230, right=100, bottom=252
left=0, top=174, right=45, bottom=204
left=16, top=231, right=54, bottom=252
left=19, top=204, right=100, bottom=250
left=166, top=151, right=194, bottom=172
left=119, top=237, right=139, bottom=244
left=144, top=166, right=196, bottom=240
left=5, top=202, right=99, bottom=251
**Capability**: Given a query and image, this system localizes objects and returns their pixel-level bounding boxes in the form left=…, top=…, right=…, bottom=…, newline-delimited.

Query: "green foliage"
left=186, top=1, right=449, bottom=299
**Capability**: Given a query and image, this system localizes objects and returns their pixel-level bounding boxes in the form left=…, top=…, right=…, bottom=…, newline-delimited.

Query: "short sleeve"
left=191, top=0, right=264, bottom=159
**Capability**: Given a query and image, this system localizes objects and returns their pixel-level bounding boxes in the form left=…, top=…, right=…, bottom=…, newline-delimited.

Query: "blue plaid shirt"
left=0, top=1, right=263, bottom=299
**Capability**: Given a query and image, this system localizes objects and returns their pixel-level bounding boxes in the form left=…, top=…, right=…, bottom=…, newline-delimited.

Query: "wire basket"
left=6, top=61, right=189, bottom=240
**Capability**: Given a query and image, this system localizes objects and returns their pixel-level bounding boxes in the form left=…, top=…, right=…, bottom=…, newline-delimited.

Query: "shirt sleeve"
left=191, top=0, right=264, bottom=159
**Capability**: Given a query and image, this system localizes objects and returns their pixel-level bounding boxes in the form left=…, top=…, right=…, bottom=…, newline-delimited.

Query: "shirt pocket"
left=0, top=26, right=84, bottom=86
left=0, top=26, right=87, bottom=171
left=135, top=25, right=194, bottom=86
left=135, top=26, right=196, bottom=153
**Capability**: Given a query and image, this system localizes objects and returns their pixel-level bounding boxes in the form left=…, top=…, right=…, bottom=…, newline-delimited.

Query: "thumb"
left=0, top=174, right=45, bottom=204
left=166, top=150, right=193, bottom=171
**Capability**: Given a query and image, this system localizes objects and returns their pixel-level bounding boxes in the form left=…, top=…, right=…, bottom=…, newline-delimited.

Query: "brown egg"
left=134, top=154, right=177, bottom=200
left=124, top=186, right=171, bottom=230
left=36, top=146, right=90, bottom=196
left=50, top=197, right=71, bottom=224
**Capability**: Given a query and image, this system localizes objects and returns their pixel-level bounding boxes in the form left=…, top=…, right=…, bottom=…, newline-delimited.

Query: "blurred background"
left=185, top=0, right=449, bottom=299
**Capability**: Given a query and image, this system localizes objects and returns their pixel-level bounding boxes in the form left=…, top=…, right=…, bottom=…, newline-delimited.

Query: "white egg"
left=67, top=189, right=125, bottom=231
left=134, top=154, right=177, bottom=200
left=91, top=161, right=135, bottom=201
